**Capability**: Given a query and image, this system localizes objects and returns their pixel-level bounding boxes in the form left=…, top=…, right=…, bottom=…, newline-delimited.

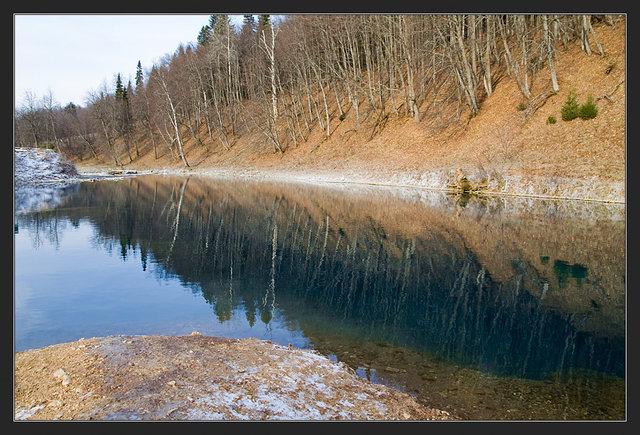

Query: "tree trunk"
left=543, top=16, right=560, bottom=93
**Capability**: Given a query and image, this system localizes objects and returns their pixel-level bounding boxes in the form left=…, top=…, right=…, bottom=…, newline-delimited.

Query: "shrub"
left=547, top=115, right=557, bottom=125
left=561, top=91, right=580, bottom=121
left=578, top=96, right=598, bottom=120
left=338, top=113, right=346, bottom=121
left=517, top=102, right=527, bottom=111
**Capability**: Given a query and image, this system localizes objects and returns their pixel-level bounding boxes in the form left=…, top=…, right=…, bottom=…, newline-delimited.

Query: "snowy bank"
left=15, top=147, right=79, bottom=187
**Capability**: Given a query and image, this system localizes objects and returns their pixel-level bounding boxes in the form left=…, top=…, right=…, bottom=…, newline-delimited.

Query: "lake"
left=14, top=175, right=625, bottom=420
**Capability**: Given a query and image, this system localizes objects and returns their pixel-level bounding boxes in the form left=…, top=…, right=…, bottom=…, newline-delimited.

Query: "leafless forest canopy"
left=14, top=14, right=618, bottom=166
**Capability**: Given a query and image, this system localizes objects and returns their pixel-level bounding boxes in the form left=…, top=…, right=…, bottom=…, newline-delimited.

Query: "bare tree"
left=14, top=14, right=614, bottom=162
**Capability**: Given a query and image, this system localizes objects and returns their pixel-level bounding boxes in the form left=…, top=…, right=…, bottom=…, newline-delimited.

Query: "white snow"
left=14, top=147, right=84, bottom=215
left=14, top=147, right=79, bottom=187
left=15, top=405, right=45, bottom=420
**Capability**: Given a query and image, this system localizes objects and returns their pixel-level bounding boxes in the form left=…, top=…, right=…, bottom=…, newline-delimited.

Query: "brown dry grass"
left=76, top=21, right=625, bottom=190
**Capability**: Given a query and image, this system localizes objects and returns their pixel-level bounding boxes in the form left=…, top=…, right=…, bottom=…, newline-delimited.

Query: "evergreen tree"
left=208, top=14, right=217, bottom=30
left=259, top=14, right=270, bottom=28
left=124, top=82, right=132, bottom=132
left=212, top=14, right=230, bottom=36
left=239, top=15, right=256, bottom=47
left=63, top=102, right=77, bottom=116
left=258, top=14, right=271, bottom=37
left=135, top=61, right=144, bottom=88
left=243, top=14, right=255, bottom=30
left=126, top=80, right=133, bottom=100
left=116, top=78, right=135, bottom=160
left=115, top=73, right=124, bottom=99
left=238, top=15, right=257, bottom=99
left=197, top=25, right=211, bottom=46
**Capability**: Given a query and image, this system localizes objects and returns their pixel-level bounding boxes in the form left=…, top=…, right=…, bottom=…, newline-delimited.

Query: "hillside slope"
left=76, top=21, right=625, bottom=202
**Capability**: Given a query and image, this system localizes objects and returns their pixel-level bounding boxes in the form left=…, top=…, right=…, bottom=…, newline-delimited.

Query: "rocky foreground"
left=15, top=335, right=451, bottom=421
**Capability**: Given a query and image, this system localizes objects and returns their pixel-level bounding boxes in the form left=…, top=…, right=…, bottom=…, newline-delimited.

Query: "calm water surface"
left=14, top=176, right=625, bottom=420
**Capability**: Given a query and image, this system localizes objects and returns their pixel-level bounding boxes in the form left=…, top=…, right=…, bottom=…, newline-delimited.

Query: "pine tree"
left=212, top=14, right=230, bottom=36
left=64, top=102, right=77, bottom=116
left=257, top=15, right=273, bottom=47
left=258, top=14, right=271, bottom=38
left=208, top=14, right=217, bottom=30
left=238, top=15, right=257, bottom=99
left=135, top=61, right=144, bottom=88
left=239, top=15, right=256, bottom=49
left=118, top=79, right=135, bottom=160
left=115, top=73, right=124, bottom=99
left=197, top=25, right=211, bottom=46
left=124, top=81, right=133, bottom=134
left=242, top=14, right=255, bottom=31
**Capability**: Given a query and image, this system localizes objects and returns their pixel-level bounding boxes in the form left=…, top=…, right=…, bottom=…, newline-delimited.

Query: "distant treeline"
left=14, top=14, right=619, bottom=165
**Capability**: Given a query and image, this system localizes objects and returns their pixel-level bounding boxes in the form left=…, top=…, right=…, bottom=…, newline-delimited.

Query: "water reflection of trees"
left=16, top=177, right=625, bottom=379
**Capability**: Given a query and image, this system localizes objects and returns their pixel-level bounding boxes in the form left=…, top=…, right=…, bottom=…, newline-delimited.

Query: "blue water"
left=15, top=219, right=310, bottom=350
left=14, top=176, right=625, bottom=419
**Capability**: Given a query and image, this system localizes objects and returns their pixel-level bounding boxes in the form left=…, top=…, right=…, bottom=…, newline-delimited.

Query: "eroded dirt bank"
left=15, top=334, right=451, bottom=421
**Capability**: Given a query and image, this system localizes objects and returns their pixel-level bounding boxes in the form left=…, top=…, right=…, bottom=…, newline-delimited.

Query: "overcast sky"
left=15, top=15, right=245, bottom=108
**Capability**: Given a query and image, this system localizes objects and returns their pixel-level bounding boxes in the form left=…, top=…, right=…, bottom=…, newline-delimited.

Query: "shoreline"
left=14, top=334, right=451, bottom=421
left=76, top=165, right=625, bottom=205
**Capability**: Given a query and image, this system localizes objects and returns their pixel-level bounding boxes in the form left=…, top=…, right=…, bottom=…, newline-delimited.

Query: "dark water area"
left=14, top=176, right=625, bottom=419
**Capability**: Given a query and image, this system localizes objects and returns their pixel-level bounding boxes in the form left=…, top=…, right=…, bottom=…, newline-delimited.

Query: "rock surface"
left=15, top=335, right=451, bottom=421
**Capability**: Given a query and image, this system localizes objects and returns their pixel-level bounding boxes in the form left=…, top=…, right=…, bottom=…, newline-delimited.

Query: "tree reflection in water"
left=16, top=176, right=625, bottom=418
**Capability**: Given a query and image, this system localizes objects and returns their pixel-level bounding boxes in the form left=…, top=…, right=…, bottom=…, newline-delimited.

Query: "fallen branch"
left=524, top=89, right=555, bottom=119
left=597, top=80, right=624, bottom=103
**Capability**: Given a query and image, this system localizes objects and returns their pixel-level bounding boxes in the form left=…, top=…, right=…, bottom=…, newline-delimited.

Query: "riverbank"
left=73, top=21, right=625, bottom=204
left=15, top=334, right=451, bottom=421
left=77, top=165, right=624, bottom=203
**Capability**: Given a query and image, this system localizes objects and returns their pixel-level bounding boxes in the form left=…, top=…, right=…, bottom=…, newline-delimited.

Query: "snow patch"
left=15, top=147, right=79, bottom=187
left=15, top=405, right=45, bottom=420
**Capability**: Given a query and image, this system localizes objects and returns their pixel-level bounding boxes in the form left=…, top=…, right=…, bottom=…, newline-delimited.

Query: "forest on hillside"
left=14, top=14, right=620, bottom=167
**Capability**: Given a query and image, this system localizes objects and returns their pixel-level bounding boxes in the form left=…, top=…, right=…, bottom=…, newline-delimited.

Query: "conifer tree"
left=242, top=14, right=255, bottom=30
left=208, top=14, right=217, bottom=30
left=126, top=80, right=133, bottom=99
left=115, top=73, right=124, bottom=99
left=64, top=102, right=77, bottom=116
left=197, top=25, right=211, bottom=46
left=212, top=14, right=230, bottom=36
left=135, top=61, right=144, bottom=88
left=257, top=14, right=270, bottom=40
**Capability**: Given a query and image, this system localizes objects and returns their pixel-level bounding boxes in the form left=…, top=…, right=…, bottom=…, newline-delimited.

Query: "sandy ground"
left=14, top=334, right=451, bottom=421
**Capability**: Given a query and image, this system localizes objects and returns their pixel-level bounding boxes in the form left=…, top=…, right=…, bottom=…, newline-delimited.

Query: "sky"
left=15, top=15, right=245, bottom=108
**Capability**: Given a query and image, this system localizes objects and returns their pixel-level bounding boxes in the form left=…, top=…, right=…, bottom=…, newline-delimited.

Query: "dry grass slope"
left=76, top=21, right=625, bottom=201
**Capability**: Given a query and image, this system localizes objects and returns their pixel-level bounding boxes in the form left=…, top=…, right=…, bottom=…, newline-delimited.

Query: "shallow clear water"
left=14, top=176, right=625, bottom=420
